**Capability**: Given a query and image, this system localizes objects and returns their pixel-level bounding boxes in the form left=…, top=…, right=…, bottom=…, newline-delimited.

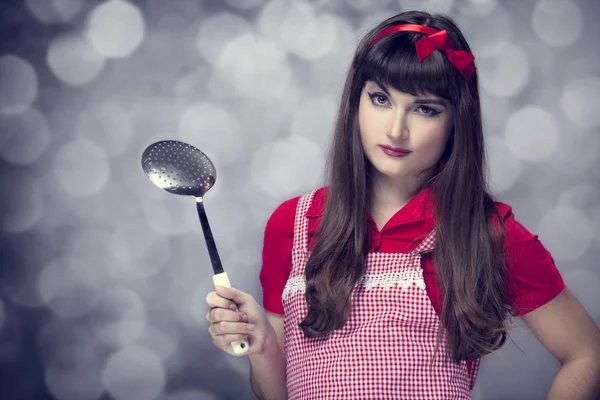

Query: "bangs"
left=361, top=35, right=463, bottom=102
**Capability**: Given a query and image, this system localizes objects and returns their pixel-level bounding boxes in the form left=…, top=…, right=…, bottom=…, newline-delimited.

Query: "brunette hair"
left=299, top=10, right=512, bottom=363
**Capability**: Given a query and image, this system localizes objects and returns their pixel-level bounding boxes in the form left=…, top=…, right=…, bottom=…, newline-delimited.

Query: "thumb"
left=215, top=285, right=251, bottom=304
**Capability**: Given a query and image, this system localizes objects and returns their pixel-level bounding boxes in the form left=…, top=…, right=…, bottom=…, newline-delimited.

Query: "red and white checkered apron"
left=282, top=191, right=480, bottom=399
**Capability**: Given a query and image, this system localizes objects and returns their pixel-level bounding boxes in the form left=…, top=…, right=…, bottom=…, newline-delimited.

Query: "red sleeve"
left=496, top=202, right=566, bottom=316
left=259, top=196, right=299, bottom=315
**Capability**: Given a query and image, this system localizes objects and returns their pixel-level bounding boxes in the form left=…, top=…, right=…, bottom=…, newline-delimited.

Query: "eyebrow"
left=367, top=79, right=448, bottom=108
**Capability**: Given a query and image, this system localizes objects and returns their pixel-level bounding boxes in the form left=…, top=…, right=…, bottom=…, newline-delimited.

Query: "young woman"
left=205, top=10, right=600, bottom=400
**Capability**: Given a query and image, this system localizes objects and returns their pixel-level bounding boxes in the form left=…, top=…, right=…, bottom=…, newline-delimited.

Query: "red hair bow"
left=369, top=24, right=476, bottom=80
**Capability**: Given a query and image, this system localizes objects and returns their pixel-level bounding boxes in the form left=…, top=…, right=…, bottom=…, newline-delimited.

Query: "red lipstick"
left=379, top=145, right=411, bottom=157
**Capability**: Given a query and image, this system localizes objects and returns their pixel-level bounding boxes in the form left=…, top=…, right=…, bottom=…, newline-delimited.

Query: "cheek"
left=416, top=127, right=451, bottom=157
left=358, top=104, right=382, bottom=142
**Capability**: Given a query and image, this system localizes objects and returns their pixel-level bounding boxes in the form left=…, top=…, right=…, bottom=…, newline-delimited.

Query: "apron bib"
left=282, top=191, right=479, bottom=399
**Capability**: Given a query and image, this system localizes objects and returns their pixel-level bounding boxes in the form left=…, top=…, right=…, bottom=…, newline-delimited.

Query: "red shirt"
left=260, top=187, right=566, bottom=318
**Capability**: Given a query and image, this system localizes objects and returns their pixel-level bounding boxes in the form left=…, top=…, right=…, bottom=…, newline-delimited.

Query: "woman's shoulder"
left=491, top=201, right=514, bottom=222
left=266, top=187, right=328, bottom=231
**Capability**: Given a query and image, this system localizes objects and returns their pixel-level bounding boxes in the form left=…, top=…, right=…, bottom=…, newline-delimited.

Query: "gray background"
left=0, top=0, right=599, bottom=399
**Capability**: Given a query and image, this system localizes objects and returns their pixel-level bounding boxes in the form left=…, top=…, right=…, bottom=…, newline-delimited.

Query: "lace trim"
left=282, top=269, right=425, bottom=299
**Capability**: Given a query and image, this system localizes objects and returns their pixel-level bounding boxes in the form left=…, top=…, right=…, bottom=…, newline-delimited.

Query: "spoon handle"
left=213, top=272, right=250, bottom=356
left=195, top=198, right=224, bottom=275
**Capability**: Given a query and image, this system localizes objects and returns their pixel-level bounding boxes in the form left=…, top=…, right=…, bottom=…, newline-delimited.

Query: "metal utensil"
left=141, top=140, right=249, bottom=356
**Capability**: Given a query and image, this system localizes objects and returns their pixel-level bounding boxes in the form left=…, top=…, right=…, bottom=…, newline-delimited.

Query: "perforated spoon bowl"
left=141, top=140, right=249, bottom=356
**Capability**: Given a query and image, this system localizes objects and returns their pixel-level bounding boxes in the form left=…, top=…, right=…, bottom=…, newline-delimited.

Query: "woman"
left=206, top=10, right=600, bottom=400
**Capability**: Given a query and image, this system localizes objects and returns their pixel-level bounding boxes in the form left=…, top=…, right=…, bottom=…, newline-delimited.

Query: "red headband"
left=369, top=24, right=476, bottom=80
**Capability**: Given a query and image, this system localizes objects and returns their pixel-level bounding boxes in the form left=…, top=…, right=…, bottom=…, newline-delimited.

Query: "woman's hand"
left=206, top=285, right=273, bottom=356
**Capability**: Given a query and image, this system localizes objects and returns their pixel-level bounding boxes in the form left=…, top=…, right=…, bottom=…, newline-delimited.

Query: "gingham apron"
left=282, top=191, right=480, bottom=399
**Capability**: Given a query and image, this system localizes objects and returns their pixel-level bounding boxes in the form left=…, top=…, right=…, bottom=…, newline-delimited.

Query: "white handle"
left=213, top=272, right=250, bottom=356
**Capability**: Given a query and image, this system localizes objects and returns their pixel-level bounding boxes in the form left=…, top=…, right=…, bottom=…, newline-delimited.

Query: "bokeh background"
left=0, top=0, right=599, bottom=399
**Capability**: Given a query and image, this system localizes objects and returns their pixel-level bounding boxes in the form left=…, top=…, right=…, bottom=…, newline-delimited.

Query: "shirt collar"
left=306, top=186, right=434, bottom=227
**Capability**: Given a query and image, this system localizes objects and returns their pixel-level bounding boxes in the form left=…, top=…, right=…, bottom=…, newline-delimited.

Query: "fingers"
left=208, top=320, right=255, bottom=336
left=214, top=285, right=252, bottom=305
left=206, top=291, right=238, bottom=311
left=211, top=333, right=250, bottom=351
left=205, top=307, right=247, bottom=324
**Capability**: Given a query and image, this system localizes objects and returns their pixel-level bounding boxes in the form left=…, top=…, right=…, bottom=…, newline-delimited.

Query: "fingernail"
left=229, top=304, right=236, bottom=310
left=247, top=324, right=255, bottom=331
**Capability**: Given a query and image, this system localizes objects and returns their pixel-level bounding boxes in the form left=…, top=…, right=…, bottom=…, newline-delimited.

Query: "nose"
left=386, top=109, right=409, bottom=140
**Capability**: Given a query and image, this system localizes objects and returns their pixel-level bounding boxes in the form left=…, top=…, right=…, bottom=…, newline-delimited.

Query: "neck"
left=371, top=174, right=423, bottom=211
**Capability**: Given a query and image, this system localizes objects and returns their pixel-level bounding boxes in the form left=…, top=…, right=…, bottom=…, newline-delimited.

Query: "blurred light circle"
left=225, top=0, right=264, bottom=10
left=37, top=321, right=98, bottom=369
left=146, top=0, right=201, bottom=20
left=463, top=6, right=511, bottom=54
left=560, top=75, right=600, bottom=128
left=178, top=102, right=243, bottom=166
left=53, top=138, right=111, bottom=197
left=102, top=346, right=166, bottom=400
left=86, top=0, right=146, bottom=58
left=76, top=102, right=134, bottom=157
left=295, top=13, right=341, bottom=60
left=143, top=197, right=194, bottom=237
left=480, top=96, right=513, bottom=130
left=547, top=130, right=600, bottom=176
left=251, top=135, right=324, bottom=198
left=175, top=65, right=212, bottom=99
left=69, top=181, right=137, bottom=227
left=532, top=0, right=583, bottom=48
left=346, top=0, right=392, bottom=11
left=89, top=287, right=147, bottom=348
left=258, top=0, right=316, bottom=55
left=308, top=17, right=356, bottom=92
left=486, top=137, right=522, bottom=193
left=359, top=10, right=396, bottom=37
left=111, top=218, right=171, bottom=278
left=216, top=32, right=292, bottom=100
left=398, top=0, right=453, bottom=13
left=38, top=257, right=102, bottom=319
left=455, top=0, right=498, bottom=16
left=0, top=54, right=38, bottom=115
left=562, top=269, right=600, bottom=320
left=0, top=170, right=44, bottom=232
left=537, top=205, right=592, bottom=262
left=136, top=327, right=177, bottom=361
left=218, top=32, right=286, bottom=75
left=26, top=0, right=83, bottom=23
left=65, top=228, right=125, bottom=282
left=558, top=185, right=600, bottom=209
left=0, top=107, right=51, bottom=165
left=45, top=362, right=105, bottom=400
left=189, top=285, right=211, bottom=329
left=197, top=13, right=253, bottom=65
left=52, top=0, right=84, bottom=22
left=504, top=106, right=559, bottom=162
left=290, top=97, right=336, bottom=147
left=1, top=268, right=47, bottom=308
left=159, top=390, right=218, bottom=400
left=26, top=0, right=63, bottom=23
left=47, top=32, right=106, bottom=86
left=479, top=44, right=530, bottom=98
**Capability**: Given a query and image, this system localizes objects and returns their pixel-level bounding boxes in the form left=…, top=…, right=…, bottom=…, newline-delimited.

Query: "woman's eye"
left=417, top=105, right=440, bottom=116
left=368, top=92, right=389, bottom=106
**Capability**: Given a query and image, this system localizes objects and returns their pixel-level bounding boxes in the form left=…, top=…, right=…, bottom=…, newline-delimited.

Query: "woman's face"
left=358, top=80, right=454, bottom=185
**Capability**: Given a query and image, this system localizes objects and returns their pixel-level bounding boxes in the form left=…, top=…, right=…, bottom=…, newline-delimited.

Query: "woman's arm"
left=521, top=287, right=600, bottom=399
left=249, top=312, right=287, bottom=400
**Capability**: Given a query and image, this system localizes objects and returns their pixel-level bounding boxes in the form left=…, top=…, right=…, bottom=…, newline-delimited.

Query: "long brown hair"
left=298, top=10, right=512, bottom=363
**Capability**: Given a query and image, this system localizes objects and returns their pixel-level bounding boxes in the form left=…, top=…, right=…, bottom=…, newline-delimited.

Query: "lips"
left=379, top=145, right=411, bottom=157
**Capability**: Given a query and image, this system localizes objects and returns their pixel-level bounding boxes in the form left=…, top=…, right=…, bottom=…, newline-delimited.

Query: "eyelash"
left=366, top=91, right=441, bottom=117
